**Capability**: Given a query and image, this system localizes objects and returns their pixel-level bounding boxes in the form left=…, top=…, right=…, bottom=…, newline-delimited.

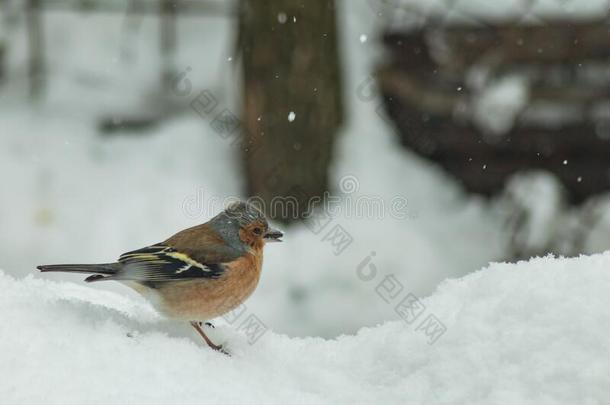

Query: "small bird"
left=37, top=201, right=282, bottom=354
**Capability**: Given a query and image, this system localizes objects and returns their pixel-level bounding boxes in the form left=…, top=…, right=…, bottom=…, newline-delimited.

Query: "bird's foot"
left=211, top=343, right=230, bottom=356
left=190, top=321, right=229, bottom=356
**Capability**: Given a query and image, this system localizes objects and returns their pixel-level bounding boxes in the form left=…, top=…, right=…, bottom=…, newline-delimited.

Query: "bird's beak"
left=264, top=227, right=283, bottom=242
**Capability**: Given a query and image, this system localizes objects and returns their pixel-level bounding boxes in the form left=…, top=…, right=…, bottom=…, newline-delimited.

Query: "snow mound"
left=3, top=253, right=610, bottom=404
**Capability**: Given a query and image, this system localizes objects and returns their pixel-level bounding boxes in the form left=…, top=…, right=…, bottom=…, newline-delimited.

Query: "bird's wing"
left=162, top=222, right=245, bottom=264
left=105, top=223, right=244, bottom=284
left=113, top=244, right=228, bottom=283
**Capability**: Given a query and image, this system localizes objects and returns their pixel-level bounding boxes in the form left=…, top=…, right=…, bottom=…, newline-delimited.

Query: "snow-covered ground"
left=2, top=252, right=610, bottom=404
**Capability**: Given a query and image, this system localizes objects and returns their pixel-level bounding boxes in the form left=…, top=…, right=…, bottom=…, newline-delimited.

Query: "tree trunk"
left=25, top=0, right=44, bottom=99
left=239, top=0, right=344, bottom=222
left=160, top=0, right=177, bottom=94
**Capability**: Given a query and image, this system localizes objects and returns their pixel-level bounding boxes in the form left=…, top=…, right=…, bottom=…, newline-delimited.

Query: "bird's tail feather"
left=37, top=263, right=119, bottom=281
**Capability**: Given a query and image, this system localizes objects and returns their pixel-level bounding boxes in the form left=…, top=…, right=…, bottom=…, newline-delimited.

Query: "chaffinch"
left=37, top=201, right=283, bottom=354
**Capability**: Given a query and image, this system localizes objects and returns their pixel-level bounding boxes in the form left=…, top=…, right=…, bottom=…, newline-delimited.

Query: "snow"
left=374, top=0, right=610, bottom=27
left=2, top=252, right=610, bottom=404
left=472, top=75, right=529, bottom=136
left=498, top=171, right=565, bottom=255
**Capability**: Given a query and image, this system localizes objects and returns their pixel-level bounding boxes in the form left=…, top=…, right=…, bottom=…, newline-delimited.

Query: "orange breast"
left=147, top=250, right=263, bottom=321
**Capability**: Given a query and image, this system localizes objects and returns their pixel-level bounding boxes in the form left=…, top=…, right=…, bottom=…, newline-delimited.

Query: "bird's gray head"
left=209, top=201, right=283, bottom=251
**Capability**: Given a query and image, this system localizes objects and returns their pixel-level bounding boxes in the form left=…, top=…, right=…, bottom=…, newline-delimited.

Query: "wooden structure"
left=377, top=20, right=610, bottom=203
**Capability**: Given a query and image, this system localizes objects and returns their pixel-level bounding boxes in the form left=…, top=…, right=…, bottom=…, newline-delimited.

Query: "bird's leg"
left=190, top=321, right=229, bottom=355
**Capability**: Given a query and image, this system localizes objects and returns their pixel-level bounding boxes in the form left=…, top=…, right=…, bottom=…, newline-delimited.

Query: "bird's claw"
left=215, top=345, right=230, bottom=356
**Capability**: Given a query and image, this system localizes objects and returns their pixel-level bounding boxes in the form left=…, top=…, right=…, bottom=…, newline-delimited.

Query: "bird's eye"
left=253, top=227, right=262, bottom=235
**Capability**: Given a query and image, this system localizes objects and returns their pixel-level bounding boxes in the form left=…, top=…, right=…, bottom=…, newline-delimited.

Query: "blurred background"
left=1, top=0, right=610, bottom=338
